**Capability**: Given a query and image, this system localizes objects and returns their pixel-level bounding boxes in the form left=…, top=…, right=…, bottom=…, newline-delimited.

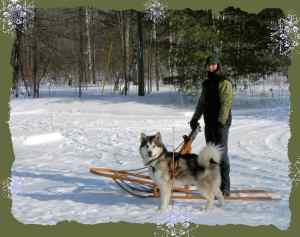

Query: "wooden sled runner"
left=89, top=128, right=280, bottom=201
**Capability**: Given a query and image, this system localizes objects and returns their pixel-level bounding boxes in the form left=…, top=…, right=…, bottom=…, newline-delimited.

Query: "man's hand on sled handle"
left=180, top=121, right=201, bottom=155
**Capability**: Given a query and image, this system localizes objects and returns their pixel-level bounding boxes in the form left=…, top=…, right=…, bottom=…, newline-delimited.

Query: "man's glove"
left=189, top=119, right=199, bottom=131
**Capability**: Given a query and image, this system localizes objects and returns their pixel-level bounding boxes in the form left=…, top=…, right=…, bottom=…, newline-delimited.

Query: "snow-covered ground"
left=9, top=85, right=291, bottom=230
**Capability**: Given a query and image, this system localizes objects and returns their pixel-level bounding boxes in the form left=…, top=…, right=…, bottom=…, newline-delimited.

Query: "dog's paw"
left=216, top=202, right=225, bottom=208
left=198, top=206, right=210, bottom=212
left=158, top=205, right=171, bottom=212
left=158, top=207, right=167, bottom=212
left=203, top=205, right=215, bottom=212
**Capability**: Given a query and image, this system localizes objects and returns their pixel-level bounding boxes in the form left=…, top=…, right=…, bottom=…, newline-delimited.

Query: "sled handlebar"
left=179, top=126, right=201, bottom=155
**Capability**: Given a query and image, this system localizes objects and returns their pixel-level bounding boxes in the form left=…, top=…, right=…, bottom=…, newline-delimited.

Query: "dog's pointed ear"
left=154, top=132, right=162, bottom=144
left=140, top=133, right=147, bottom=142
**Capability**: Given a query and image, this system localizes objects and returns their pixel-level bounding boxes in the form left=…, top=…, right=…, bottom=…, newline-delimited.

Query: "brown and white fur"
left=139, top=132, right=224, bottom=210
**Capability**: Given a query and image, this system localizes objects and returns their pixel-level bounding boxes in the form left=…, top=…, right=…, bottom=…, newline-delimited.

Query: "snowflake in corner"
left=0, top=0, right=34, bottom=34
left=154, top=222, right=197, bottom=237
left=270, top=12, right=300, bottom=55
left=289, top=156, right=300, bottom=187
left=144, top=0, right=167, bottom=24
left=153, top=208, right=198, bottom=237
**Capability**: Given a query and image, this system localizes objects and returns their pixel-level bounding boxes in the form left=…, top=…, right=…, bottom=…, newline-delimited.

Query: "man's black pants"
left=204, top=124, right=230, bottom=193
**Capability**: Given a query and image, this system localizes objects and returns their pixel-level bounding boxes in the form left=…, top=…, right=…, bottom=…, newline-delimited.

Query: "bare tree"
left=147, top=25, right=153, bottom=94
left=137, top=11, right=145, bottom=96
left=78, top=7, right=85, bottom=97
left=32, top=7, right=39, bottom=98
left=90, top=8, right=97, bottom=85
left=10, top=30, right=21, bottom=97
left=153, top=23, right=161, bottom=91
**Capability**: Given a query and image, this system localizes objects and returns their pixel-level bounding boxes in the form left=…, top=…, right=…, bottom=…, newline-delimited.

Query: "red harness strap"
left=168, top=158, right=180, bottom=179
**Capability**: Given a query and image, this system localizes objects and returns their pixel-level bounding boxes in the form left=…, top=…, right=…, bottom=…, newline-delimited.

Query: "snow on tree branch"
left=144, top=0, right=167, bottom=24
left=270, top=12, right=300, bottom=55
left=0, top=0, right=34, bottom=34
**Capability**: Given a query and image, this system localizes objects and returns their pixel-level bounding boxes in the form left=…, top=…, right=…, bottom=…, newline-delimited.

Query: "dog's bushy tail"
left=197, top=143, right=223, bottom=168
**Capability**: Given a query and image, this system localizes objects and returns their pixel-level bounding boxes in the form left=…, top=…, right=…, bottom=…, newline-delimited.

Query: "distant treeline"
left=11, top=7, right=290, bottom=97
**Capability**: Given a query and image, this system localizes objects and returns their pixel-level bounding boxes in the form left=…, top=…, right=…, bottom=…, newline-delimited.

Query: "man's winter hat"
left=206, top=55, right=219, bottom=65
left=206, top=47, right=220, bottom=65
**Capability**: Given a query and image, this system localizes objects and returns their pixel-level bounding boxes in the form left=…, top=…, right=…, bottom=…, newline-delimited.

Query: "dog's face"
left=139, top=132, right=164, bottom=163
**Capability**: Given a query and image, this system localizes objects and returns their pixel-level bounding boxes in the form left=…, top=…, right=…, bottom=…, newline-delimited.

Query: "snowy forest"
left=11, top=7, right=290, bottom=98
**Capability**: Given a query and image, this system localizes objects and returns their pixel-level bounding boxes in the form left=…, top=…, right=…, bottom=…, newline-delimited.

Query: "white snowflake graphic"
left=153, top=208, right=198, bottom=237
left=289, top=156, right=300, bottom=187
left=0, top=0, right=34, bottom=34
left=144, top=0, right=167, bottom=24
left=0, top=176, right=25, bottom=199
left=270, top=12, right=300, bottom=55
left=0, top=177, right=12, bottom=199
left=155, top=222, right=196, bottom=237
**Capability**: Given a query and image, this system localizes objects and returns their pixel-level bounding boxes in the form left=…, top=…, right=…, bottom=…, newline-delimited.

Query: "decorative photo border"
left=0, top=0, right=299, bottom=236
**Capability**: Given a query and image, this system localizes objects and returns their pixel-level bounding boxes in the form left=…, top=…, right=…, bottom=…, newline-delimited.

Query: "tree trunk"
left=147, top=43, right=150, bottom=94
left=124, top=11, right=130, bottom=95
left=20, top=64, right=30, bottom=96
left=78, top=7, right=85, bottom=97
left=137, top=11, right=145, bottom=96
left=86, top=7, right=93, bottom=84
left=10, top=32, right=21, bottom=97
left=120, top=11, right=127, bottom=95
left=153, top=23, right=160, bottom=92
left=102, top=40, right=113, bottom=95
left=90, top=8, right=96, bottom=85
left=32, top=8, right=39, bottom=98
left=147, top=28, right=153, bottom=94
left=119, top=11, right=131, bottom=96
left=168, top=21, right=174, bottom=81
left=19, top=34, right=31, bottom=97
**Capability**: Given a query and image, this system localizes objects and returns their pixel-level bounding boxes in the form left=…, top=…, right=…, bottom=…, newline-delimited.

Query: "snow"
left=9, top=84, right=291, bottom=230
left=23, top=132, right=64, bottom=146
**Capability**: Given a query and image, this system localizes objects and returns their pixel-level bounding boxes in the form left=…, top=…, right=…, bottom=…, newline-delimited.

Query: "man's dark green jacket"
left=192, top=71, right=233, bottom=126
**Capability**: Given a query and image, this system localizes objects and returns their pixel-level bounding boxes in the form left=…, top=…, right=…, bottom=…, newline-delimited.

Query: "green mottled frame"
left=0, top=1, right=299, bottom=236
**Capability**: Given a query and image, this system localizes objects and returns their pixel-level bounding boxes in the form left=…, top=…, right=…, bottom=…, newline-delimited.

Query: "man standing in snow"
left=189, top=53, right=233, bottom=197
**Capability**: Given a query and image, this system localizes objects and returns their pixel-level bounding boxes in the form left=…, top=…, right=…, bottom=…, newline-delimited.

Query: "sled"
left=89, top=127, right=280, bottom=201
left=89, top=167, right=281, bottom=201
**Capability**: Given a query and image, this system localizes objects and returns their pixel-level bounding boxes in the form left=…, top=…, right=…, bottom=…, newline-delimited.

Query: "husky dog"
left=139, top=132, right=224, bottom=210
